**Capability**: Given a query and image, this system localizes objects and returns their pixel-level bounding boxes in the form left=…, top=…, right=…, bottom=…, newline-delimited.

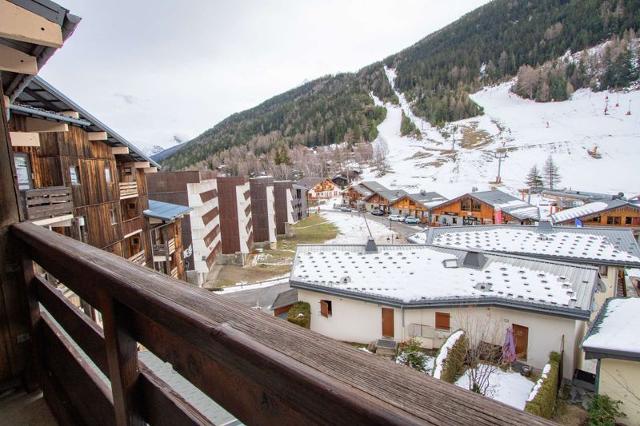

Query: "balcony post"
left=100, top=295, right=144, bottom=426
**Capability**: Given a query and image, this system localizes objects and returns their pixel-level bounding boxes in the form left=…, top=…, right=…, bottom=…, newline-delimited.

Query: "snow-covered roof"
left=542, top=189, right=619, bottom=202
left=408, top=192, right=448, bottom=208
left=359, top=181, right=389, bottom=194
left=433, top=190, right=539, bottom=221
left=551, top=199, right=638, bottom=224
left=351, top=184, right=373, bottom=198
left=290, top=244, right=597, bottom=319
left=425, top=225, right=640, bottom=267
left=582, top=298, right=640, bottom=360
left=368, top=189, right=408, bottom=203
left=627, top=268, right=640, bottom=279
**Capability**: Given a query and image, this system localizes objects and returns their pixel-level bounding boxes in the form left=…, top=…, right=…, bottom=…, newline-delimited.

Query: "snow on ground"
left=433, top=330, right=465, bottom=379
left=361, top=66, right=640, bottom=199
left=321, top=211, right=398, bottom=244
left=455, top=365, right=535, bottom=410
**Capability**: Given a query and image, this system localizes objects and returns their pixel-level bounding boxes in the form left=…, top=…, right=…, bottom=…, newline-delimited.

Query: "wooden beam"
left=9, top=132, right=39, bottom=147
left=142, top=167, right=157, bottom=174
left=0, top=0, right=64, bottom=48
left=110, top=146, right=129, bottom=155
left=0, top=44, right=37, bottom=75
left=87, top=131, right=108, bottom=141
left=125, top=162, right=150, bottom=169
left=60, top=111, right=80, bottom=119
left=24, top=117, right=68, bottom=133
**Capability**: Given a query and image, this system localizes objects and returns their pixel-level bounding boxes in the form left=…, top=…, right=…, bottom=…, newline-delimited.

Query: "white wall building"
left=290, top=243, right=599, bottom=379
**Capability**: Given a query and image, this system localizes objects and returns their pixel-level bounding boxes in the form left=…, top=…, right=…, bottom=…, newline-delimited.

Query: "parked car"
left=339, top=206, right=351, bottom=212
left=389, top=214, right=405, bottom=222
left=371, top=209, right=384, bottom=216
left=404, top=216, right=420, bottom=225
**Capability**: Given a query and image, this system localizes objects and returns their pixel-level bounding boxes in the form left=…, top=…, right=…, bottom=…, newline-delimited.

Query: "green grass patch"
left=287, top=302, right=311, bottom=329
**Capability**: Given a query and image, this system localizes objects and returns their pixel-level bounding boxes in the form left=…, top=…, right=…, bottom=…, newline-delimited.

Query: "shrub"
left=286, top=302, right=310, bottom=329
left=433, top=330, right=468, bottom=383
left=397, top=338, right=428, bottom=372
left=525, top=351, right=561, bottom=419
left=588, top=395, right=625, bottom=426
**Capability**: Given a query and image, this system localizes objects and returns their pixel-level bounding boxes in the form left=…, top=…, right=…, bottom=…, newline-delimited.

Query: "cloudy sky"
left=42, top=0, right=490, bottom=153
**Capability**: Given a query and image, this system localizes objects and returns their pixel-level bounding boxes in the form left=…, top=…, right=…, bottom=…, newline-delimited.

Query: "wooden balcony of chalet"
left=119, top=181, right=139, bottom=200
left=7, top=221, right=551, bottom=426
left=153, top=238, right=175, bottom=259
left=21, top=187, right=73, bottom=225
left=121, top=216, right=144, bottom=238
left=127, top=250, right=146, bottom=267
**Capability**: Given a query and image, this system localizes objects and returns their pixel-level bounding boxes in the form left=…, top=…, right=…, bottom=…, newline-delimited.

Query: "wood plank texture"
left=12, top=221, right=552, bottom=425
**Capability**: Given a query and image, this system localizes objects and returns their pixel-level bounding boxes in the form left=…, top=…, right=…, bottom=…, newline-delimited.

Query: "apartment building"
left=217, top=176, right=253, bottom=257
left=7, top=76, right=158, bottom=267
left=147, top=170, right=221, bottom=286
left=249, top=176, right=277, bottom=247
left=274, top=180, right=308, bottom=235
left=144, top=200, right=190, bottom=281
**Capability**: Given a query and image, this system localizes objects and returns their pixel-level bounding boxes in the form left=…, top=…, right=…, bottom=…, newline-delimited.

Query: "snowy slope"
left=361, top=67, right=640, bottom=199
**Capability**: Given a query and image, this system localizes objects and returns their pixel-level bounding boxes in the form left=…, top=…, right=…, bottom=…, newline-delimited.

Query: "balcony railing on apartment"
left=127, top=250, right=146, bottom=266
left=21, top=186, right=73, bottom=222
left=170, top=266, right=178, bottom=279
left=119, top=181, right=138, bottom=200
left=153, top=238, right=175, bottom=258
left=10, top=221, right=549, bottom=426
left=121, top=216, right=143, bottom=237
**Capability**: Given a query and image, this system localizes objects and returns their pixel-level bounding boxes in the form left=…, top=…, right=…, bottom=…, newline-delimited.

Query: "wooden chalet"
left=365, top=189, right=408, bottom=213
left=430, top=190, right=539, bottom=226
left=551, top=199, right=640, bottom=236
left=297, top=176, right=340, bottom=201
left=344, top=180, right=387, bottom=208
left=388, top=191, right=448, bottom=223
left=0, top=1, right=553, bottom=424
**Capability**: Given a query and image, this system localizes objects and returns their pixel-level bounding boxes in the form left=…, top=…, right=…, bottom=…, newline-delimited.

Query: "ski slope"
left=362, top=67, right=640, bottom=199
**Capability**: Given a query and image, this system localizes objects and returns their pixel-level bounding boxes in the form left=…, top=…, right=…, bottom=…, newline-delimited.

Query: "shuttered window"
left=435, top=312, right=450, bottom=330
left=320, top=300, right=332, bottom=318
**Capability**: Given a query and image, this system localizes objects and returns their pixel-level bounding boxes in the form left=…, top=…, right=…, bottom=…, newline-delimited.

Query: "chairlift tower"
left=492, top=148, right=508, bottom=184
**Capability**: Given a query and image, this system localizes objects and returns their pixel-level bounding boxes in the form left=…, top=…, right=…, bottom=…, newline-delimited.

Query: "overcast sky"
left=41, top=0, right=490, bottom=153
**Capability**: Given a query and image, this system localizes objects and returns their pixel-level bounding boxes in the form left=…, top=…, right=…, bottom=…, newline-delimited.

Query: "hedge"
left=525, top=351, right=561, bottom=419
left=433, top=330, right=468, bottom=383
left=286, top=302, right=310, bottom=329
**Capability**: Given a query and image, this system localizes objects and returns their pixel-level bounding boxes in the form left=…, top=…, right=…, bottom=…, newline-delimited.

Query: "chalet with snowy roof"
left=296, top=177, right=340, bottom=201
left=344, top=181, right=388, bottom=208
left=424, top=224, right=640, bottom=316
left=429, top=190, right=539, bottom=226
left=388, top=191, right=448, bottom=223
left=365, top=189, right=408, bottom=214
left=582, top=298, right=640, bottom=424
left=551, top=199, right=640, bottom=234
left=541, top=189, right=623, bottom=210
left=290, top=242, right=599, bottom=379
left=331, top=170, right=360, bottom=188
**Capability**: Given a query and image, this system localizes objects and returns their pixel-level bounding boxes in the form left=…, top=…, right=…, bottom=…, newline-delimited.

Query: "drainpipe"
left=401, top=307, right=405, bottom=341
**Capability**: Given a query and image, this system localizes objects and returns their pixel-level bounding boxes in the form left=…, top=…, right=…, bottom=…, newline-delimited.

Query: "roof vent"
left=462, top=251, right=487, bottom=269
left=341, top=276, right=351, bottom=284
left=474, top=282, right=493, bottom=292
left=365, top=238, right=378, bottom=253
left=538, top=220, right=553, bottom=233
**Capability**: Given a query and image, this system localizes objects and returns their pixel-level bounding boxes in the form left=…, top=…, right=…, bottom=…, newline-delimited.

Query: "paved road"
left=220, top=283, right=290, bottom=311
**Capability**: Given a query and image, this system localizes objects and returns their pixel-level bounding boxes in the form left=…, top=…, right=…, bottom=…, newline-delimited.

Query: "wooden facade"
left=555, top=204, right=640, bottom=229
left=430, top=194, right=531, bottom=226
left=9, top=115, right=152, bottom=263
left=389, top=195, right=429, bottom=222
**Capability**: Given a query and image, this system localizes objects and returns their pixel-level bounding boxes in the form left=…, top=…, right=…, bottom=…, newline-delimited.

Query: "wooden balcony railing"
left=10, top=221, right=549, bottom=426
left=127, top=250, right=146, bottom=266
left=119, top=181, right=138, bottom=200
left=21, top=186, right=73, bottom=221
left=121, top=216, right=143, bottom=237
left=153, top=239, right=175, bottom=258
left=170, top=266, right=178, bottom=279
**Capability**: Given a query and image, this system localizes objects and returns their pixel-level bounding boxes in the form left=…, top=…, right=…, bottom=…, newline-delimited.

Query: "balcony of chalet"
left=20, top=186, right=74, bottom=227
left=4, top=221, right=551, bottom=425
left=119, top=181, right=139, bottom=200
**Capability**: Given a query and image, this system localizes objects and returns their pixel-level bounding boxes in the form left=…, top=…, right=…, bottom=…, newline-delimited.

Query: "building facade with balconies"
left=217, top=176, right=253, bottom=258
left=249, top=176, right=277, bottom=248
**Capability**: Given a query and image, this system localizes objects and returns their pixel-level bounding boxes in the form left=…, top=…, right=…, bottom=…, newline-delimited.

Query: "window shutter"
left=435, top=312, right=450, bottom=330
left=320, top=301, right=329, bottom=318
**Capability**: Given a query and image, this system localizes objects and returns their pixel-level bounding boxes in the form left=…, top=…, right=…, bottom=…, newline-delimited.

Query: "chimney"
left=365, top=238, right=378, bottom=253
left=462, top=251, right=487, bottom=269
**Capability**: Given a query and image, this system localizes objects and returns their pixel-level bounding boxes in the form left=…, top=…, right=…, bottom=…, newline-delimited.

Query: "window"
left=606, top=216, right=621, bottom=225
left=69, top=165, right=80, bottom=185
left=435, top=312, right=450, bottom=330
left=110, top=208, right=118, bottom=225
left=587, top=216, right=601, bottom=223
left=13, top=153, right=32, bottom=190
left=320, top=300, right=332, bottom=318
left=625, top=217, right=633, bottom=225
left=460, top=198, right=481, bottom=212
left=598, top=265, right=608, bottom=277
left=105, top=166, right=112, bottom=184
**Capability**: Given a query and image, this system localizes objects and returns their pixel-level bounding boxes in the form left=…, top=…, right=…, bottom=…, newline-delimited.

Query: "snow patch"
left=433, top=330, right=464, bottom=379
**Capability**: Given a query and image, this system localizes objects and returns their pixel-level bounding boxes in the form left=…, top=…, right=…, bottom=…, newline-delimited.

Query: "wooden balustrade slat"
left=35, top=276, right=212, bottom=426
left=12, top=221, right=552, bottom=426
left=41, top=314, right=116, bottom=426
left=100, top=296, right=144, bottom=426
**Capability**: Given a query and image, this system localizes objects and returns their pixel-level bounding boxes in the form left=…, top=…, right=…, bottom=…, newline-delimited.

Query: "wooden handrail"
left=11, top=221, right=551, bottom=425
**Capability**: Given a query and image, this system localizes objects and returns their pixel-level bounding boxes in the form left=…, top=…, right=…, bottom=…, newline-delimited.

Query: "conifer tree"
left=543, top=156, right=561, bottom=189
left=525, top=165, right=544, bottom=190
